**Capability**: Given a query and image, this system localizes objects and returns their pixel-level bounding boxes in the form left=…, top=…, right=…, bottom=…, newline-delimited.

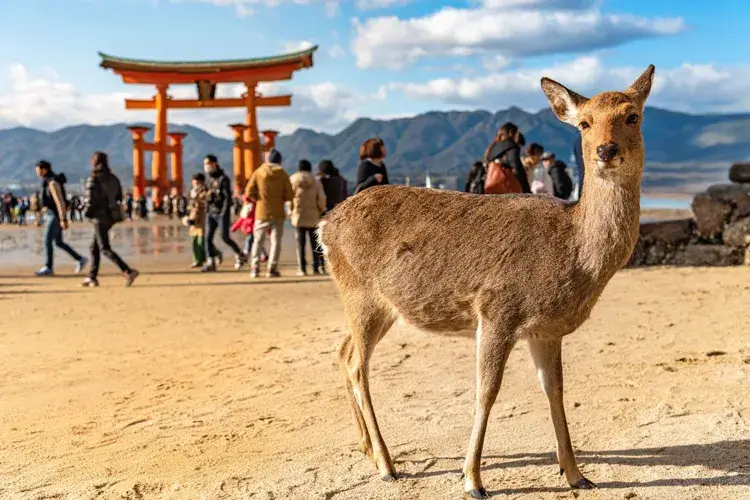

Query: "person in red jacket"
left=231, top=195, right=267, bottom=261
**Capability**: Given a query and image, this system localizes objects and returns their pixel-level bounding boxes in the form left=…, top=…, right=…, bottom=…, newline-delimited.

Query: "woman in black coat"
left=355, top=137, right=389, bottom=194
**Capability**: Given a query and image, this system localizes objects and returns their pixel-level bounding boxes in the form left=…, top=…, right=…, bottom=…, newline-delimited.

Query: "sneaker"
left=124, top=270, right=139, bottom=287
left=250, top=267, right=260, bottom=279
left=81, top=277, right=99, bottom=287
left=296, top=270, right=307, bottom=277
left=190, top=261, right=202, bottom=269
left=75, top=257, right=89, bottom=274
left=215, top=253, right=223, bottom=267
left=234, top=254, right=247, bottom=270
left=267, top=268, right=281, bottom=278
left=35, top=266, right=54, bottom=277
left=201, top=264, right=217, bottom=273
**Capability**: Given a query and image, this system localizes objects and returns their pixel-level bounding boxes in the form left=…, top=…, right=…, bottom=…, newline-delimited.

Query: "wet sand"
left=1, top=222, right=749, bottom=499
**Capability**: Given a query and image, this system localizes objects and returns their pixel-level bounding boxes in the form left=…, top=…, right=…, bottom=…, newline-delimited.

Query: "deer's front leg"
left=463, top=321, right=516, bottom=498
left=528, top=337, right=596, bottom=489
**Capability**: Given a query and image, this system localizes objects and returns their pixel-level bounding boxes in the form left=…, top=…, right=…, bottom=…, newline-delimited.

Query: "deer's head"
left=540, top=65, right=655, bottom=180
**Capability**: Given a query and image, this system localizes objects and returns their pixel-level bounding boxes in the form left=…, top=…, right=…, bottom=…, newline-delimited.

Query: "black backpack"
left=554, top=165, right=573, bottom=200
left=468, top=164, right=486, bottom=194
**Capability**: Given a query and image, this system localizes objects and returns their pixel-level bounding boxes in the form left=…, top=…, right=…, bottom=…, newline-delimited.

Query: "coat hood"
left=291, top=170, right=316, bottom=189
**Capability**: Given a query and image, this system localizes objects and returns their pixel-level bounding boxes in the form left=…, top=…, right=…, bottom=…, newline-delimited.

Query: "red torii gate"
left=98, top=46, right=317, bottom=206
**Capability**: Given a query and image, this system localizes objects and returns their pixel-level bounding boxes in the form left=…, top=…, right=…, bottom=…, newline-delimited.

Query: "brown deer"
left=318, top=65, right=655, bottom=498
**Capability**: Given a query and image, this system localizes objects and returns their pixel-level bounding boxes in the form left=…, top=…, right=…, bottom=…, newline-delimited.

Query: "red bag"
left=484, top=160, right=522, bottom=195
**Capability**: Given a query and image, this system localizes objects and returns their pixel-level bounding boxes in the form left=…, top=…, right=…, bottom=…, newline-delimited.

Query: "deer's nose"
left=596, top=142, right=619, bottom=161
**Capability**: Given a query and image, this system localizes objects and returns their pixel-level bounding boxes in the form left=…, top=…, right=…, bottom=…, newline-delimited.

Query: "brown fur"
left=319, top=65, right=655, bottom=497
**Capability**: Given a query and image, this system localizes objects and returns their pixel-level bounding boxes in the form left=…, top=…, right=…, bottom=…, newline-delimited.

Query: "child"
left=231, top=195, right=268, bottom=262
left=186, top=173, right=222, bottom=268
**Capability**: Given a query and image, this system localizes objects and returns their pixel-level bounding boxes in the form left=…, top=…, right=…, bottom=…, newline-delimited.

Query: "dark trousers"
left=89, top=220, right=132, bottom=279
left=43, top=212, right=82, bottom=270
left=295, top=227, right=323, bottom=272
left=205, top=212, right=241, bottom=258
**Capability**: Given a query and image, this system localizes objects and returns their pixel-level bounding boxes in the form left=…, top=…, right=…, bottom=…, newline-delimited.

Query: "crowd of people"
left=465, top=121, right=579, bottom=200
left=8, top=127, right=581, bottom=285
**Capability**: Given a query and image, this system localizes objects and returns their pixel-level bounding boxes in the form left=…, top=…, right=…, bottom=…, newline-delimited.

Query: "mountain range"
left=1, top=106, right=748, bottom=193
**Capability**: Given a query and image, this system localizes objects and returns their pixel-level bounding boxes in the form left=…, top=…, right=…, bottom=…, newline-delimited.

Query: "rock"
left=639, top=219, right=694, bottom=246
left=706, top=183, right=750, bottom=222
left=644, top=244, right=667, bottom=265
left=691, top=192, right=732, bottom=239
left=671, top=244, right=743, bottom=266
left=729, top=163, right=750, bottom=183
left=723, top=218, right=750, bottom=248
left=745, top=237, right=750, bottom=266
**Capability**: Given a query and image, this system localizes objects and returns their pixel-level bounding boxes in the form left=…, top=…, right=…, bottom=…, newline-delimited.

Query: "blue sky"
left=0, top=0, right=745, bottom=137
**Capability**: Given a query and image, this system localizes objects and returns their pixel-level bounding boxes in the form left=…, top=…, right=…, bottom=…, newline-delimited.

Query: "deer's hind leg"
left=339, top=290, right=398, bottom=481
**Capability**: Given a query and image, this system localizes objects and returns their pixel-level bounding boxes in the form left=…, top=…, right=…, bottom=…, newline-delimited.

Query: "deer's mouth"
left=595, top=157, right=625, bottom=169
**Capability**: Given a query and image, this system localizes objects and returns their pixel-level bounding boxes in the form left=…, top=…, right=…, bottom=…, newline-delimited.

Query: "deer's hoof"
left=466, top=488, right=490, bottom=499
left=572, top=477, right=597, bottom=489
left=381, top=473, right=398, bottom=483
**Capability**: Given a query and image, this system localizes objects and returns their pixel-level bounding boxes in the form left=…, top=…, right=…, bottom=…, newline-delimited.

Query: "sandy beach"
left=1, top=222, right=749, bottom=500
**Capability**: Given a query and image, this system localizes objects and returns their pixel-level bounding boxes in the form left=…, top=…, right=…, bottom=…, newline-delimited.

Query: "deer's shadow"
left=398, top=439, right=750, bottom=495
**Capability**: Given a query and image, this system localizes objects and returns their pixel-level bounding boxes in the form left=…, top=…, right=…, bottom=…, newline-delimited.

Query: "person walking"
left=186, top=172, right=221, bottom=269
left=290, top=159, right=327, bottom=276
left=483, top=122, right=531, bottom=194
left=245, top=148, right=293, bottom=278
left=34, top=160, right=87, bottom=277
left=354, top=138, right=389, bottom=194
left=202, top=154, right=246, bottom=272
left=81, top=151, right=139, bottom=287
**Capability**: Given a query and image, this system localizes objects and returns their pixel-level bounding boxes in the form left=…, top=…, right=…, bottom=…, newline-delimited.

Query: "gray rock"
left=639, top=219, right=694, bottom=246
left=672, top=244, right=742, bottom=266
left=706, top=183, right=750, bottom=222
left=729, top=163, right=750, bottom=183
left=723, top=218, right=750, bottom=248
left=691, top=193, right=732, bottom=238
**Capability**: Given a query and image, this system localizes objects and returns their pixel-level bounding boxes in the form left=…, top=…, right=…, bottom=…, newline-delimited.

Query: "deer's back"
left=322, top=186, right=604, bottom=335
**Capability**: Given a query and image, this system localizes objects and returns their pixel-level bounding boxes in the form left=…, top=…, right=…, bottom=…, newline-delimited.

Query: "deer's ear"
left=626, top=64, right=655, bottom=106
left=540, top=77, right=589, bottom=127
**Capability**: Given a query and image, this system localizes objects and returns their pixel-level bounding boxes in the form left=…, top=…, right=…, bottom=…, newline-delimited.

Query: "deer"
left=317, top=65, right=655, bottom=498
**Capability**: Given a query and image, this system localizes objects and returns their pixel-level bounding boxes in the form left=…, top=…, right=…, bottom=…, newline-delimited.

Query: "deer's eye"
left=579, top=121, right=590, bottom=130
left=626, top=114, right=639, bottom=125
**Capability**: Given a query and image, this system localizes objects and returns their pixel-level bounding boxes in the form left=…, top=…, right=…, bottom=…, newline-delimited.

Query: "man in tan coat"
left=289, top=159, right=327, bottom=276
left=245, top=148, right=293, bottom=278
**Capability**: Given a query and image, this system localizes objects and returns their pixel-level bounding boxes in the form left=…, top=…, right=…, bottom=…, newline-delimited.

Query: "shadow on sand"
left=399, top=440, right=750, bottom=494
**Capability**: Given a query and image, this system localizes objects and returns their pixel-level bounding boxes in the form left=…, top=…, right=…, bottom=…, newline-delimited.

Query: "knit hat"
left=268, top=148, right=282, bottom=164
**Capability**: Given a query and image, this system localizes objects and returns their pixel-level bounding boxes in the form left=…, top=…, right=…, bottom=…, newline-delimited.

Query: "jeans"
left=243, top=234, right=254, bottom=256
left=89, top=220, right=132, bottom=279
left=43, top=212, right=82, bottom=270
left=205, top=212, right=242, bottom=259
left=295, top=226, right=323, bottom=273
left=251, top=220, right=284, bottom=270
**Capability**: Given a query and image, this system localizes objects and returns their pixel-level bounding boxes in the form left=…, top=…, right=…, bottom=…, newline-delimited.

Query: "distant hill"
left=2, top=106, right=748, bottom=193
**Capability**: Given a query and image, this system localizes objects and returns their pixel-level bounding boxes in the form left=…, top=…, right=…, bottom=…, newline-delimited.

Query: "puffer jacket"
left=289, top=171, right=326, bottom=228
left=188, top=185, right=208, bottom=229
left=84, top=165, right=123, bottom=223
left=245, top=162, right=293, bottom=222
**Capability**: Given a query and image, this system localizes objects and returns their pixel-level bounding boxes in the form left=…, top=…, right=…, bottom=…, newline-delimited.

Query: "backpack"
left=108, top=175, right=125, bottom=224
left=556, top=168, right=573, bottom=200
left=468, top=165, right=486, bottom=194
left=484, top=159, right=523, bottom=195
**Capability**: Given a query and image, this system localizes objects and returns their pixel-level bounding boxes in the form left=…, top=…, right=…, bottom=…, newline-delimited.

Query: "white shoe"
left=75, top=256, right=88, bottom=274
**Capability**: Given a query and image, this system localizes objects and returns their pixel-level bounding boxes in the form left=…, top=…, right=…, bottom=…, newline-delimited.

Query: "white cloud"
left=0, top=64, right=360, bottom=136
left=381, top=57, right=750, bottom=114
left=351, top=3, right=686, bottom=69
left=328, top=44, right=346, bottom=59
left=281, top=40, right=315, bottom=53
left=355, top=0, right=409, bottom=10
left=324, top=0, right=339, bottom=17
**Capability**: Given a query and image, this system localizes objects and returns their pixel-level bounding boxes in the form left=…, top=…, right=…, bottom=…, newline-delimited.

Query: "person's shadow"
left=399, top=440, right=750, bottom=495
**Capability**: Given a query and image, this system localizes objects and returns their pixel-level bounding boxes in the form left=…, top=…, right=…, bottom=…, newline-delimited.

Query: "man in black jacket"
left=81, top=151, right=138, bottom=287
left=541, top=151, right=574, bottom=200
left=202, top=154, right=245, bottom=272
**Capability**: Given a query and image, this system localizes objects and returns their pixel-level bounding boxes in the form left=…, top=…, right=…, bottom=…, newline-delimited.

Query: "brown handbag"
left=484, top=159, right=522, bottom=195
